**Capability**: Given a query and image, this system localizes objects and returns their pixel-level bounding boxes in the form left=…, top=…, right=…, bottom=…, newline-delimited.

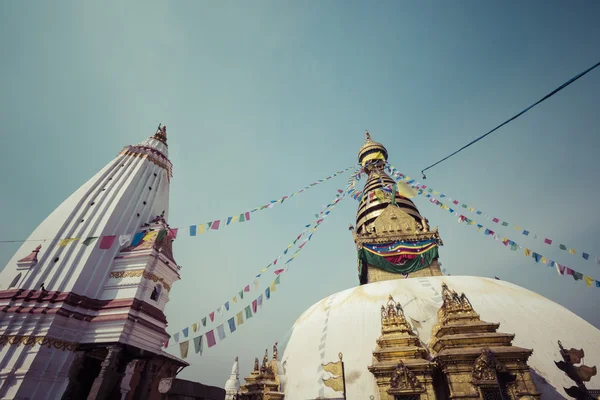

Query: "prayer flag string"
left=383, top=164, right=600, bottom=289
left=165, top=167, right=361, bottom=353
left=384, top=164, right=599, bottom=266
left=0, top=166, right=355, bottom=249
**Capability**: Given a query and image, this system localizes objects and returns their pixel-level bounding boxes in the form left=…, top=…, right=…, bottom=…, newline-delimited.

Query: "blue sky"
left=1, top=0, right=599, bottom=387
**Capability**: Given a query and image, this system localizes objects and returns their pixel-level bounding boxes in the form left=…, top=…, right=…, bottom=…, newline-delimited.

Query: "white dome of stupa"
left=281, top=276, right=600, bottom=400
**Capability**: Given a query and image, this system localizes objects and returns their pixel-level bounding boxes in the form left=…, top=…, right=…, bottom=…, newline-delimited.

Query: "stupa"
left=268, top=133, right=600, bottom=399
left=0, top=126, right=188, bottom=399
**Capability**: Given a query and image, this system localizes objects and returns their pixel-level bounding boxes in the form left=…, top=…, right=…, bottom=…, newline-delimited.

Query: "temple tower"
left=0, top=125, right=186, bottom=400
left=368, top=295, right=437, bottom=400
left=351, top=132, right=443, bottom=284
left=428, top=283, right=541, bottom=399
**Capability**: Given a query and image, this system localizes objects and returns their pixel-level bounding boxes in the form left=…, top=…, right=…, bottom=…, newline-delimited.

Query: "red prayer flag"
left=544, top=238, right=552, bottom=245
left=453, top=200, right=459, bottom=204
left=273, top=259, right=278, bottom=265
left=99, top=236, right=116, bottom=249
left=565, top=268, right=574, bottom=276
left=244, top=285, right=250, bottom=292
left=252, top=299, right=258, bottom=313
left=244, top=212, right=250, bottom=221
left=209, top=312, right=215, bottom=322
left=492, top=218, right=499, bottom=223
left=206, top=330, right=216, bottom=347
left=298, top=242, right=307, bottom=249
left=274, top=269, right=284, bottom=275
left=168, top=228, right=179, bottom=239
left=211, top=220, right=220, bottom=230
left=337, top=189, right=343, bottom=193
left=164, top=339, right=169, bottom=348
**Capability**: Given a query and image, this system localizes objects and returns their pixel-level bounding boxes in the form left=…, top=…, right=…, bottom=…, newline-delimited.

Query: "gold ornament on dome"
left=471, top=349, right=508, bottom=384
left=438, top=282, right=478, bottom=320
left=380, top=295, right=413, bottom=334
left=387, top=360, right=424, bottom=394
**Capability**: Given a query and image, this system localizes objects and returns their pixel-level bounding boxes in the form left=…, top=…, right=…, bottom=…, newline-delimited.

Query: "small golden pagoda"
left=351, top=131, right=443, bottom=284
left=239, top=343, right=284, bottom=400
left=428, top=283, right=540, bottom=399
left=368, top=295, right=437, bottom=399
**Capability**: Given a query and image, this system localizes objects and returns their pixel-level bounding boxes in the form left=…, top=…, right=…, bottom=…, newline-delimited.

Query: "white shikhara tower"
left=0, top=126, right=187, bottom=400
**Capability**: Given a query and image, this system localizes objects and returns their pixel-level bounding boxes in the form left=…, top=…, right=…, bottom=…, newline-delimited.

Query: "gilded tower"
left=351, top=132, right=443, bottom=284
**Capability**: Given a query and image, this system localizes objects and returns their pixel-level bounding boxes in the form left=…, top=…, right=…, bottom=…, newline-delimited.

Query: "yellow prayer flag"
left=270, top=282, right=277, bottom=292
left=287, top=244, right=293, bottom=248
left=260, top=268, right=268, bottom=273
left=322, top=360, right=343, bottom=376
left=374, top=189, right=385, bottom=201
left=396, top=182, right=417, bottom=199
left=569, top=248, right=576, bottom=254
left=524, top=248, right=531, bottom=257
left=192, top=323, right=198, bottom=333
left=58, top=238, right=78, bottom=247
left=514, top=226, right=522, bottom=231
left=541, top=257, right=547, bottom=264
left=198, top=224, right=205, bottom=234
left=143, top=231, right=158, bottom=241
left=323, top=376, right=344, bottom=392
left=433, top=191, right=439, bottom=195
left=468, top=207, right=474, bottom=212
left=233, top=296, right=237, bottom=304
left=584, top=276, right=594, bottom=287
left=179, top=341, right=189, bottom=359
left=236, top=311, right=244, bottom=325
left=231, top=216, right=238, bottom=224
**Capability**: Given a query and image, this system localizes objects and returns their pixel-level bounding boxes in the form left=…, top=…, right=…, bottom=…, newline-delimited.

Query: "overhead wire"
left=420, top=60, right=600, bottom=179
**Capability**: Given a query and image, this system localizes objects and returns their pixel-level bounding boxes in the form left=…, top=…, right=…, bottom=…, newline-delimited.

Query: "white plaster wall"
left=282, top=276, right=600, bottom=400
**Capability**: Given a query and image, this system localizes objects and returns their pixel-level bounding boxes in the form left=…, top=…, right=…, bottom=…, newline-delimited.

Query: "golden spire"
left=152, top=123, right=168, bottom=145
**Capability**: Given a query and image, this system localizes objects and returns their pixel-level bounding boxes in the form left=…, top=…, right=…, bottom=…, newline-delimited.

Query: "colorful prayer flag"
left=209, top=312, right=215, bottom=322
left=58, top=238, right=78, bottom=247
left=206, top=330, right=216, bottom=348
left=569, top=248, right=576, bottom=254
left=244, top=285, right=250, bottom=292
left=217, top=324, right=226, bottom=340
left=190, top=225, right=197, bottom=236
left=265, top=287, right=271, bottom=299
left=211, top=220, right=221, bottom=230
left=182, top=327, right=189, bottom=338
left=584, top=276, right=594, bottom=287
left=245, top=305, right=253, bottom=319
left=582, top=253, right=590, bottom=260
left=275, top=275, right=281, bottom=284
left=174, top=333, right=180, bottom=343
left=524, top=248, right=531, bottom=257
left=274, top=269, right=284, bottom=275
left=544, top=238, right=552, bottom=245
left=192, top=323, right=198, bottom=333
left=131, top=232, right=144, bottom=246
left=201, top=317, right=207, bottom=327
left=193, top=335, right=203, bottom=354
left=179, top=341, right=189, bottom=359
left=198, top=224, right=206, bottom=234
left=257, top=294, right=263, bottom=307
left=236, top=311, right=244, bottom=326
left=252, top=299, right=258, bottom=313
left=559, top=244, right=567, bottom=250
left=228, top=317, right=236, bottom=333
left=168, top=228, right=178, bottom=239
left=224, top=301, right=230, bottom=311
left=99, top=235, right=116, bottom=249
left=522, top=230, right=529, bottom=236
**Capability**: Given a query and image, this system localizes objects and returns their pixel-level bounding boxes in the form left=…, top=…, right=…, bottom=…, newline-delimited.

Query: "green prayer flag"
left=510, top=243, right=518, bottom=251
left=82, top=237, right=99, bottom=246
left=245, top=305, right=253, bottom=319
left=156, top=230, right=167, bottom=241
left=239, top=290, right=244, bottom=299
left=462, top=204, right=467, bottom=208
left=201, top=317, right=207, bottom=327
left=559, top=244, right=567, bottom=250
left=275, top=275, right=281, bottom=285
left=501, top=222, right=509, bottom=227
left=207, top=221, right=213, bottom=229
left=239, top=213, right=246, bottom=222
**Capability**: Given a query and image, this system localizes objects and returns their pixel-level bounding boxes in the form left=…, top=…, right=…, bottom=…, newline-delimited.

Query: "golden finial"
left=365, top=130, right=372, bottom=143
